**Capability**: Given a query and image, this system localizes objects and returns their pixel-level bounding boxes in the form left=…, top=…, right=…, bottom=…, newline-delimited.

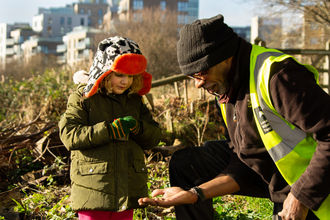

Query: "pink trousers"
left=78, top=209, right=134, bottom=220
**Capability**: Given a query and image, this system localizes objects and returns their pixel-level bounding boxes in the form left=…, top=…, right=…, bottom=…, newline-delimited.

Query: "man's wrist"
left=189, top=186, right=206, bottom=204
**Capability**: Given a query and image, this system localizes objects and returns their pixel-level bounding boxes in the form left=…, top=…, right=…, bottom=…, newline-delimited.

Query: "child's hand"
left=122, top=116, right=141, bottom=135
left=108, top=119, right=130, bottom=140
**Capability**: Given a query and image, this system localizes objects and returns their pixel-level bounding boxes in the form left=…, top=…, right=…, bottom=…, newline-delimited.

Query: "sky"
left=0, top=0, right=257, bottom=27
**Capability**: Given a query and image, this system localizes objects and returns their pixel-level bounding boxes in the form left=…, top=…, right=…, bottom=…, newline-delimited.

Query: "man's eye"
left=201, top=70, right=208, bottom=76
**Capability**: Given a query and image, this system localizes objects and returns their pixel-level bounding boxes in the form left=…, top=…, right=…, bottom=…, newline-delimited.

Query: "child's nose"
left=121, top=76, right=129, bottom=84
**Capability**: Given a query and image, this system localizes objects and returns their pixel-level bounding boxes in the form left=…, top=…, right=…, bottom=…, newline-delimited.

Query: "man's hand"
left=138, top=187, right=198, bottom=208
left=278, top=192, right=309, bottom=220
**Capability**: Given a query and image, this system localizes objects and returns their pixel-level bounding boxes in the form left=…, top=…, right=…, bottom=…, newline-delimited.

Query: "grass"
left=1, top=69, right=273, bottom=219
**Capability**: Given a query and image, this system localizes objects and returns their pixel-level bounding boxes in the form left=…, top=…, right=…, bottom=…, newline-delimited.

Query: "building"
left=21, top=35, right=63, bottom=64
left=118, top=0, right=198, bottom=25
left=73, top=0, right=109, bottom=28
left=302, top=6, right=330, bottom=49
left=232, top=26, right=251, bottom=43
left=56, top=26, right=106, bottom=65
left=0, top=23, right=32, bottom=69
left=251, top=16, right=282, bottom=48
left=9, top=28, right=39, bottom=62
left=32, top=6, right=88, bottom=40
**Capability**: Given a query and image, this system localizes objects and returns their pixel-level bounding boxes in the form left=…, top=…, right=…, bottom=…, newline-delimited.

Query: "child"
left=59, top=36, right=161, bottom=220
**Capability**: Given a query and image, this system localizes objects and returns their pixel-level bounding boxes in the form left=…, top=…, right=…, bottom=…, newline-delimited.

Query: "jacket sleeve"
left=131, top=97, right=161, bottom=150
left=58, top=89, right=111, bottom=151
left=270, top=59, right=330, bottom=211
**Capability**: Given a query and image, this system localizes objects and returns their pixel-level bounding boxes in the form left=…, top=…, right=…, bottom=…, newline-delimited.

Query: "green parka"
left=58, top=84, right=161, bottom=212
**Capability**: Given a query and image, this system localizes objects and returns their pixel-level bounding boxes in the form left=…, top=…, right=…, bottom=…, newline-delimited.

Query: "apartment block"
left=251, top=16, right=282, bottom=48
left=73, top=0, right=109, bottom=28
left=32, top=6, right=88, bottom=40
left=232, top=26, right=251, bottom=43
left=21, top=36, right=63, bottom=64
left=56, top=26, right=106, bottom=65
left=303, top=7, right=330, bottom=49
left=0, top=23, right=33, bottom=69
left=118, top=0, right=198, bottom=25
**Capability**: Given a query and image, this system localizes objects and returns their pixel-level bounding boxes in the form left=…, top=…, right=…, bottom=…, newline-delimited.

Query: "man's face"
left=191, top=58, right=232, bottom=97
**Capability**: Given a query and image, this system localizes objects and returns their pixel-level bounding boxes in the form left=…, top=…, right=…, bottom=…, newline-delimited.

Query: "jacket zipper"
left=233, top=103, right=242, bottom=146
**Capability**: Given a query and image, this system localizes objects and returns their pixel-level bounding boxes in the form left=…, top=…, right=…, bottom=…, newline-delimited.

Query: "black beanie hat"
left=177, top=14, right=239, bottom=76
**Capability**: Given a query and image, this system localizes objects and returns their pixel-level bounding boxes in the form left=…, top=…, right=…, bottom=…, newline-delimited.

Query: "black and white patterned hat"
left=83, top=36, right=151, bottom=97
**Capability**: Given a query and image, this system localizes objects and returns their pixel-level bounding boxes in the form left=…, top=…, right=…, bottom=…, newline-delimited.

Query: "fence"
left=149, top=40, right=330, bottom=106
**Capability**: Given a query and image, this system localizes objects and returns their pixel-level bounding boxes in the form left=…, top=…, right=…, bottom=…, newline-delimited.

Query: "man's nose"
left=194, top=78, right=205, bottom=88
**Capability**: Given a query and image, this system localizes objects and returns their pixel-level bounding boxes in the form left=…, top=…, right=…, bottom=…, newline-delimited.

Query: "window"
left=47, top=26, right=52, bottom=33
left=34, top=21, right=38, bottom=28
left=80, top=8, right=85, bottom=14
left=80, top=18, right=85, bottom=26
left=310, top=38, right=319, bottom=45
left=133, top=0, right=143, bottom=10
left=48, top=17, right=52, bottom=24
left=177, top=14, right=188, bottom=24
left=160, top=1, right=166, bottom=11
left=40, top=45, right=49, bottom=54
left=68, top=17, right=72, bottom=25
left=67, top=26, right=72, bottom=32
left=98, top=18, right=102, bottom=26
left=60, top=26, right=65, bottom=34
left=310, top=23, right=319, bottom=30
left=177, top=2, right=188, bottom=12
left=88, top=18, right=92, bottom=26
left=88, top=9, right=92, bottom=16
left=60, top=17, right=65, bottom=25
left=98, top=9, right=103, bottom=17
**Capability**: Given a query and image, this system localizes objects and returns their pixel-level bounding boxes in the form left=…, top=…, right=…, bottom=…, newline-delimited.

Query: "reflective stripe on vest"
left=219, top=45, right=330, bottom=219
left=250, top=44, right=330, bottom=219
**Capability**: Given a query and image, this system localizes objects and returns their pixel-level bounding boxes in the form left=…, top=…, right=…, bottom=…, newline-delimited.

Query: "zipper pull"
left=233, top=104, right=237, bottom=122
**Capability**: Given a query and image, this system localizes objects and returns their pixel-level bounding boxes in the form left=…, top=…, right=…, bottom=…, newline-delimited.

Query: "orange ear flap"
left=137, top=71, right=152, bottom=96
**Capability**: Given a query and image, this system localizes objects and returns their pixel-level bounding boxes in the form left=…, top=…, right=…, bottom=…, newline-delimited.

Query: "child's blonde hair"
left=99, top=71, right=144, bottom=96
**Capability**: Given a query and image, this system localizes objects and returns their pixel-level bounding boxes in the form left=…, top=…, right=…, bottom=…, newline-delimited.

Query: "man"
left=138, top=14, right=330, bottom=220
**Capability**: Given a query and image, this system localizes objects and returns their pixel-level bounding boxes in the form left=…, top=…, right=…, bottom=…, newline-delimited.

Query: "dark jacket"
left=58, top=84, right=161, bottom=212
left=219, top=38, right=330, bottom=211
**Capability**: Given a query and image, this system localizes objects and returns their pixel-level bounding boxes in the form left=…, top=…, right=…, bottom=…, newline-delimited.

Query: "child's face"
left=110, top=72, right=134, bottom=94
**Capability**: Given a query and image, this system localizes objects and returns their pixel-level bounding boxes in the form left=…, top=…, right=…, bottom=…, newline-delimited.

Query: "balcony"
left=57, top=55, right=67, bottom=64
left=6, top=48, right=15, bottom=55
left=75, top=38, right=90, bottom=50
left=56, top=44, right=67, bottom=53
left=6, top=38, right=14, bottom=46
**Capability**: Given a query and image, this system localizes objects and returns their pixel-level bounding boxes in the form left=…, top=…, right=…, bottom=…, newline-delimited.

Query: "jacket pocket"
left=133, top=160, right=148, bottom=173
left=79, top=162, right=108, bottom=175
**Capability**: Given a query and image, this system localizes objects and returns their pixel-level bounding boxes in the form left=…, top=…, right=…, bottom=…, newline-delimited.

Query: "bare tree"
left=112, top=7, right=181, bottom=79
left=253, top=0, right=330, bottom=28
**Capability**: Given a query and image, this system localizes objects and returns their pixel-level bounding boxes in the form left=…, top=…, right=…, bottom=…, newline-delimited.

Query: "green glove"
left=122, top=116, right=141, bottom=136
left=108, top=118, right=130, bottom=140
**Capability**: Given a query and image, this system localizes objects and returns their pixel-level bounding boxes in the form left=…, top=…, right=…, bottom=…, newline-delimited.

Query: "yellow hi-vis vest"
left=219, top=44, right=330, bottom=219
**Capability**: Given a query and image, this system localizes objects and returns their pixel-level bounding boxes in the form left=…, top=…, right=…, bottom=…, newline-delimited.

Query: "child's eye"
left=128, top=75, right=133, bottom=78
left=115, top=73, right=123, bottom=77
